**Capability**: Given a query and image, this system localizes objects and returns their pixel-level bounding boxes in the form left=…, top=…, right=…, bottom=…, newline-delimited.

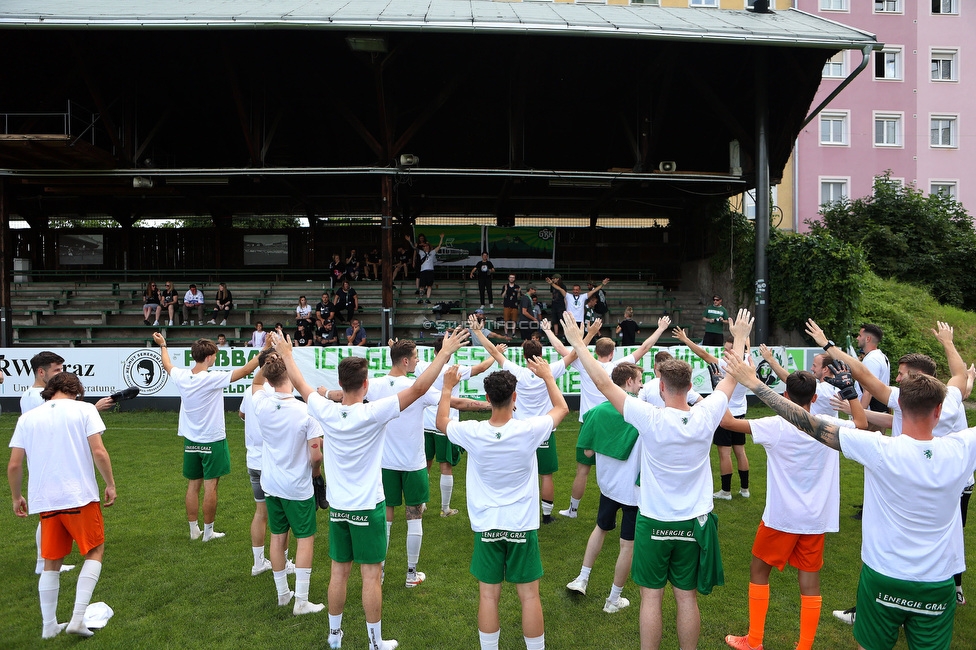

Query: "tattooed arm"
left=724, top=354, right=843, bottom=451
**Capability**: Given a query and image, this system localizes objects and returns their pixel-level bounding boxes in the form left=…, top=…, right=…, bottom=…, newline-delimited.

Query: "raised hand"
left=527, top=355, right=552, bottom=380
left=729, top=308, right=754, bottom=340
left=758, top=343, right=774, bottom=362
left=442, top=365, right=462, bottom=390
left=932, top=321, right=954, bottom=345
left=804, top=318, right=829, bottom=348
left=656, top=315, right=671, bottom=331
left=824, top=360, right=858, bottom=401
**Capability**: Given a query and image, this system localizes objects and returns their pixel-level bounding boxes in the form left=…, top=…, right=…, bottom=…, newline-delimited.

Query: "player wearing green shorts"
left=564, top=311, right=748, bottom=650
left=439, top=356, right=569, bottom=650
left=725, top=320, right=976, bottom=650
left=154, top=332, right=260, bottom=542
left=470, top=316, right=589, bottom=524
left=250, top=351, right=325, bottom=616
left=276, top=328, right=468, bottom=650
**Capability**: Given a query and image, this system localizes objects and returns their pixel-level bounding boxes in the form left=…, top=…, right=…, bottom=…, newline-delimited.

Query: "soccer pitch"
left=1, top=408, right=974, bottom=649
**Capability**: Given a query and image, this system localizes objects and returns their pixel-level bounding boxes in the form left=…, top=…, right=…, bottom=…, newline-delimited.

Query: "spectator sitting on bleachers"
left=247, top=322, right=267, bottom=348
left=207, top=283, right=233, bottom=326
left=392, top=246, right=410, bottom=283
left=293, top=323, right=313, bottom=347
left=333, top=280, right=359, bottom=323
left=316, top=319, right=339, bottom=346
left=160, top=281, right=179, bottom=326
left=315, top=292, right=334, bottom=326
left=469, top=309, right=510, bottom=345
left=143, top=281, right=162, bottom=326
left=345, top=249, right=361, bottom=282
left=329, top=253, right=344, bottom=289
left=616, top=307, right=640, bottom=346
left=295, top=296, right=312, bottom=329
left=216, top=334, right=229, bottom=348
left=273, top=322, right=285, bottom=338
left=181, top=284, right=205, bottom=325
left=365, top=247, right=381, bottom=281
left=345, top=318, right=367, bottom=346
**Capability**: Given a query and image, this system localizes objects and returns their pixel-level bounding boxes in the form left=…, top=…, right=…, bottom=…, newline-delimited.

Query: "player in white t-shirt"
left=251, top=353, right=326, bottom=616
left=724, top=352, right=976, bottom=650
left=756, top=344, right=839, bottom=419
left=154, top=332, right=261, bottom=542
left=807, top=318, right=974, bottom=612
left=545, top=277, right=608, bottom=328
left=8, top=372, right=116, bottom=640
left=551, top=316, right=672, bottom=519
left=638, top=350, right=704, bottom=408
left=20, top=351, right=114, bottom=577
left=276, top=328, right=468, bottom=650
left=564, top=310, right=751, bottom=650
left=438, top=357, right=570, bottom=650
left=721, top=368, right=865, bottom=650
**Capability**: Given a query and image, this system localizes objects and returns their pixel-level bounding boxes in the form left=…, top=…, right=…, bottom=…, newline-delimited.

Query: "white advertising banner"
left=0, top=345, right=814, bottom=401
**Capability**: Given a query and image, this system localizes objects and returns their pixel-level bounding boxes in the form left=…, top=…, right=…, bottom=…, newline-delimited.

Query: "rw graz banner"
left=413, top=225, right=556, bottom=270
left=0, top=345, right=815, bottom=409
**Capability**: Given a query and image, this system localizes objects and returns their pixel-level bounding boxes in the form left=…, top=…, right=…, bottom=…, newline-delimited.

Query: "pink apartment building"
left=793, top=0, right=973, bottom=231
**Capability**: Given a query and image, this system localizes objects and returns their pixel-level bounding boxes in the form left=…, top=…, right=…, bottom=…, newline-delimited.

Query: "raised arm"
left=933, top=321, right=968, bottom=393
left=630, top=315, right=671, bottom=362
left=430, top=233, right=446, bottom=254
left=585, top=278, right=610, bottom=300
left=400, top=328, right=470, bottom=410
left=152, top=332, right=175, bottom=374
left=527, top=356, right=570, bottom=428
left=437, top=366, right=462, bottom=433
left=545, top=277, right=568, bottom=297
left=758, top=343, right=790, bottom=383
left=562, top=312, right=627, bottom=415
left=711, top=309, right=754, bottom=400
left=469, top=346, right=502, bottom=378
left=822, top=360, right=869, bottom=430
left=230, top=350, right=261, bottom=383
left=804, top=318, right=890, bottom=406
left=469, top=314, right=508, bottom=367
left=724, top=354, right=842, bottom=451
left=274, top=333, right=316, bottom=401
left=671, top=326, right=719, bottom=365
left=450, top=397, right=492, bottom=413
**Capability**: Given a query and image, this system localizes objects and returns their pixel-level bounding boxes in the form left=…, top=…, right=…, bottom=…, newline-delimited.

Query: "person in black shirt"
left=293, top=323, right=313, bottom=347
left=333, top=280, right=359, bottom=323
left=469, top=252, right=495, bottom=309
left=616, top=307, right=640, bottom=346
left=315, top=292, right=335, bottom=326
left=500, top=274, right=521, bottom=337
left=316, top=319, right=339, bottom=346
left=364, top=247, right=381, bottom=281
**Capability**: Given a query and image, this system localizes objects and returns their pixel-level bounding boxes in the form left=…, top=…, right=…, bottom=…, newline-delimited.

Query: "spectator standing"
left=248, top=322, right=267, bottom=348
left=469, top=252, right=495, bottom=309
left=547, top=278, right=609, bottom=329
left=518, top=286, right=539, bottom=341
left=414, top=234, right=445, bottom=305
left=334, top=280, right=359, bottom=323
left=407, top=233, right=429, bottom=296
left=143, top=281, right=162, bottom=326
left=160, top=281, right=179, bottom=326
left=346, top=318, right=368, bottom=346
left=208, top=283, right=233, bottom=326
left=702, top=295, right=728, bottom=346
left=181, top=284, right=205, bottom=325
left=500, top=274, right=521, bottom=337
left=548, top=275, right=566, bottom=339
left=616, top=307, right=640, bottom=346
left=8, top=372, right=116, bottom=640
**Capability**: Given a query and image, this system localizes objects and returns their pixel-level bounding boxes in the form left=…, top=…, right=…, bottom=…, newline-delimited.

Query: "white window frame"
left=875, top=46, right=903, bottom=81
left=820, top=177, right=849, bottom=206
left=819, top=111, right=850, bottom=146
left=931, top=49, right=958, bottom=82
left=874, top=0, right=902, bottom=13
left=932, top=0, right=958, bottom=15
left=873, top=112, right=903, bottom=148
left=820, top=0, right=848, bottom=11
left=930, top=180, right=958, bottom=198
left=930, top=115, right=958, bottom=148
left=690, top=0, right=719, bottom=7
left=742, top=186, right=779, bottom=220
left=823, top=51, right=846, bottom=78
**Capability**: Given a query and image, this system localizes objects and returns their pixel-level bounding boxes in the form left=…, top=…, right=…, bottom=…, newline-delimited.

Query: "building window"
left=820, top=0, right=847, bottom=10
left=690, top=0, right=719, bottom=6
left=820, top=112, right=849, bottom=145
left=874, top=0, right=901, bottom=12
left=821, top=179, right=848, bottom=206
left=742, top=186, right=779, bottom=220
left=823, top=51, right=846, bottom=78
left=875, top=47, right=902, bottom=80
left=931, top=50, right=958, bottom=81
left=930, top=116, right=958, bottom=147
left=932, top=0, right=958, bottom=14
left=931, top=181, right=957, bottom=197
left=874, top=113, right=902, bottom=147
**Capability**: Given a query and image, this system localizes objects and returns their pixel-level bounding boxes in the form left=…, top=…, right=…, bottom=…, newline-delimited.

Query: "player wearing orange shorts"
left=721, top=368, right=866, bottom=650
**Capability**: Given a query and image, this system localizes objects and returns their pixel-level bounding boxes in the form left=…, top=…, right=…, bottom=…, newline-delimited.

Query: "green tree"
left=815, top=172, right=976, bottom=310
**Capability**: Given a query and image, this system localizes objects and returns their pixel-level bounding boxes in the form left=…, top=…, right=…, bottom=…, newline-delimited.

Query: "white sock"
left=252, top=546, right=265, bottom=565
left=541, top=500, right=553, bottom=516
left=440, top=475, right=454, bottom=511
left=73, top=560, right=101, bottom=618
left=524, top=633, right=545, bottom=650
left=385, top=521, right=393, bottom=554
left=38, top=570, right=60, bottom=630
left=479, top=629, right=500, bottom=650
left=189, top=520, right=201, bottom=535
left=329, top=613, right=343, bottom=634
left=579, top=566, right=592, bottom=580
left=35, top=523, right=45, bottom=574
left=569, top=497, right=581, bottom=512
left=295, top=567, right=311, bottom=601
left=366, top=620, right=383, bottom=647
left=406, top=519, right=423, bottom=569
left=273, top=569, right=290, bottom=596
left=609, top=583, right=624, bottom=603
left=203, top=522, right=214, bottom=541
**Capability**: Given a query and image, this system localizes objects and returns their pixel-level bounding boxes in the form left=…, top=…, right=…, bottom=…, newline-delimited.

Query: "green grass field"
left=2, top=407, right=975, bottom=649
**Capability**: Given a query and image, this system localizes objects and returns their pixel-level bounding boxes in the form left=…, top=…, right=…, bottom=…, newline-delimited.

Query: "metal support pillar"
left=381, top=176, right=394, bottom=344
left=0, top=178, right=10, bottom=347
left=754, top=53, right=770, bottom=344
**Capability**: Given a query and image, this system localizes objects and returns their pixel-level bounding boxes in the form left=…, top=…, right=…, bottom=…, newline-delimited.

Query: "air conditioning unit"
left=658, top=161, right=677, bottom=173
